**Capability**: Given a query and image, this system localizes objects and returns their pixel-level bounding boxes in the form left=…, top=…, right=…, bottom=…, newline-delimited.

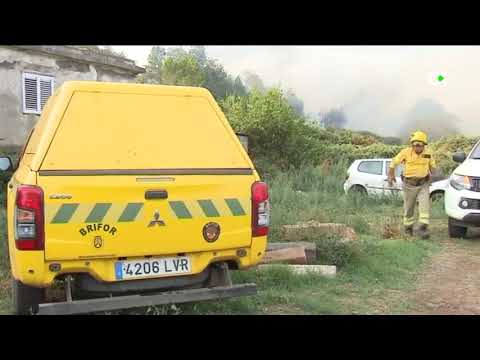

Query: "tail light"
left=252, top=181, right=269, bottom=237
left=15, top=185, right=44, bottom=250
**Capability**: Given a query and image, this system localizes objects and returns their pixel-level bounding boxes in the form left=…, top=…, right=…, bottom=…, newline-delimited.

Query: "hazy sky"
left=112, top=46, right=480, bottom=136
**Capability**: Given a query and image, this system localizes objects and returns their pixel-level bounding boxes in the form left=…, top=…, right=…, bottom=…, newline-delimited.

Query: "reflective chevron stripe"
left=85, top=203, right=112, bottom=223
left=197, top=199, right=220, bottom=217
left=48, top=198, right=248, bottom=224
left=169, top=201, right=192, bottom=219
left=173, top=199, right=247, bottom=218
left=51, top=203, right=79, bottom=224
left=118, top=203, right=143, bottom=222
left=225, top=198, right=246, bottom=216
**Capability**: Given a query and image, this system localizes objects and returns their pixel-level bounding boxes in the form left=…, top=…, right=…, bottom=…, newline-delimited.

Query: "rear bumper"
left=11, top=236, right=267, bottom=288
left=76, top=267, right=211, bottom=294
left=37, top=283, right=257, bottom=315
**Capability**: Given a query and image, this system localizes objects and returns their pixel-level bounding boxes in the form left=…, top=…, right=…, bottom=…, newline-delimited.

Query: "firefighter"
left=388, top=131, right=437, bottom=239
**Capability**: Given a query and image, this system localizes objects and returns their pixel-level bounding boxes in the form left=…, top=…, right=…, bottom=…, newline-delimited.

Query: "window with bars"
left=22, top=72, right=55, bottom=114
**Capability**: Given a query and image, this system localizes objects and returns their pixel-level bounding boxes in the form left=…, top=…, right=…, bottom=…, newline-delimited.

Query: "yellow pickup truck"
left=0, top=81, right=268, bottom=315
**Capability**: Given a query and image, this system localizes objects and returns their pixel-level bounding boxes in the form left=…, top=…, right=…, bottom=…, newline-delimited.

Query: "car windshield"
left=470, top=142, right=480, bottom=159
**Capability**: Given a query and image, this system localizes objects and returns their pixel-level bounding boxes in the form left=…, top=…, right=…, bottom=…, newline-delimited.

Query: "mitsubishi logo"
left=148, top=210, right=165, bottom=227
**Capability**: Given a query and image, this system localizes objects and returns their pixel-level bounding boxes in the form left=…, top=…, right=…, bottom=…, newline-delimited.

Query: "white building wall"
left=0, top=47, right=139, bottom=146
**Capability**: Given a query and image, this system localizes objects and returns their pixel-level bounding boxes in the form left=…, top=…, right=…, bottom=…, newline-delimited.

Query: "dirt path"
left=409, top=230, right=480, bottom=315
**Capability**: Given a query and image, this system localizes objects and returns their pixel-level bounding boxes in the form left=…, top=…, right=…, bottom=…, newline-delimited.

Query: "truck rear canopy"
left=37, top=84, right=251, bottom=171
left=31, top=83, right=256, bottom=261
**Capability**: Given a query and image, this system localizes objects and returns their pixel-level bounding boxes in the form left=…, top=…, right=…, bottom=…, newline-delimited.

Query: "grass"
left=119, top=234, right=440, bottom=315
left=169, top=234, right=440, bottom=315
left=267, top=163, right=408, bottom=241
left=0, top=162, right=445, bottom=315
left=113, top=163, right=444, bottom=315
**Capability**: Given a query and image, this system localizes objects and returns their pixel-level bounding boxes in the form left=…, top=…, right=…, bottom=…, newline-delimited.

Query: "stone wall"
left=0, top=46, right=141, bottom=146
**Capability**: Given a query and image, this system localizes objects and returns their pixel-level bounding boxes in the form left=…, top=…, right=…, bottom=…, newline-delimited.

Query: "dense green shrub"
left=315, top=142, right=402, bottom=166
left=221, top=90, right=478, bottom=176
left=314, top=237, right=360, bottom=267
left=429, top=135, right=480, bottom=175
left=382, top=136, right=403, bottom=145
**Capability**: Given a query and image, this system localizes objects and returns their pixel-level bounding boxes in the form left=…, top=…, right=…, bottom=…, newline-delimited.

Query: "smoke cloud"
left=116, top=45, right=480, bottom=138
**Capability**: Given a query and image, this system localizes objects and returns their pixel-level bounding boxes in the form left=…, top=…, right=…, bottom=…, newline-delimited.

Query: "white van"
left=445, top=140, right=480, bottom=237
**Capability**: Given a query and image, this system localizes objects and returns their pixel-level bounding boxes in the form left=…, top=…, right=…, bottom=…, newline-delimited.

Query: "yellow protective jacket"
left=390, top=147, right=436, bottom=178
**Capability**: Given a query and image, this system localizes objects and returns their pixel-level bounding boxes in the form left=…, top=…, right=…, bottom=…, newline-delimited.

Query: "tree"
left=318, top=108, right=348, bottom=129
left=242, top=72, right=304, bottom=114
left=202, top=59, right=231, bottom=99
left=137, top=46, right=166, bottom=84
left=201, top=59, right=248, bottom=99
left=166, top=47, right=188, bottom=58
left=162, top=53, right=205, bottom=86
left=382, top=136, right=402, bottom=145
left=232, top=76, right=247, bottom=97
left=242, top=71, right=266, bottom=92
left=147, top=46, right=166, bottom=70
left=221, top=88, right=319, bottom=169
left=137, top=46, right=247, bottom=100
left=285, top=90, right=304, bottom=116
left=189, top=46, right=207, bottom=66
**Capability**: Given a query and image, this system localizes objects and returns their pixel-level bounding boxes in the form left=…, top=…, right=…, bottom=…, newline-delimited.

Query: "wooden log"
left=258, top=264, right=336, bottom=278
left=266, top=242, right=317, bottom=264
left=260, top=246, right=307, bottom=265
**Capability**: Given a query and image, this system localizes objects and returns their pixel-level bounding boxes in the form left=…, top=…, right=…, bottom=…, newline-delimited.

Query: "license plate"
left=115, top=256, right=191, bottom=280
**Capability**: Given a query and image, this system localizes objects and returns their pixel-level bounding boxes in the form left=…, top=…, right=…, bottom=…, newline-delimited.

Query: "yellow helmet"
left=410, top=131, right=428, bottom=144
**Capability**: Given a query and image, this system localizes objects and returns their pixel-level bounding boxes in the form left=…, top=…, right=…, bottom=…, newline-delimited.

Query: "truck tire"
left=430, top=191, right=444, bottom=203
left=448, top=217, right=467, bottom=239
left=12, top=280, right=44, bottom=315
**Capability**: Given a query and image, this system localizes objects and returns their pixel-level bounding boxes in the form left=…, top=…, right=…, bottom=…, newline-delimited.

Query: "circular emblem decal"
left=203, top=222, right=220, bottom=242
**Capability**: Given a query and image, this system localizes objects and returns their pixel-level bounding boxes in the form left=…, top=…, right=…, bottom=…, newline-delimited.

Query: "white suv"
left=445, top=140, right=480, bottom=237
left=344, top=158, right=448, bottom=199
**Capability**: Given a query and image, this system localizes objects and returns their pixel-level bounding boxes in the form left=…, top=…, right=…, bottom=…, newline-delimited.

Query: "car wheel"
left=448, top=217, right=467, bottom=239
left=12, top=279, right=44, bottom=315
left=349, top=185, right=367, bottom=195
left=430, top=191, right=444, bottom=203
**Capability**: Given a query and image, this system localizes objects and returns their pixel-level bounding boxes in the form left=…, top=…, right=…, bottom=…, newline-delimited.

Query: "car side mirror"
left=452, top=151, right=467, bottom=163
left=0, top=157, right=13, bottom=171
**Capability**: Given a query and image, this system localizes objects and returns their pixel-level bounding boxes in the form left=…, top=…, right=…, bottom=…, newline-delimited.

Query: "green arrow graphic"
left=437, top=75, right=445, bottom=82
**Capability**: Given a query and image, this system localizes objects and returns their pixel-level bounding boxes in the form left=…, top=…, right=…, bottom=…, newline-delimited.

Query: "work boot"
left=404, top=225, right=413, bottom=237
left=418, top=223, right=430, bottom=240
